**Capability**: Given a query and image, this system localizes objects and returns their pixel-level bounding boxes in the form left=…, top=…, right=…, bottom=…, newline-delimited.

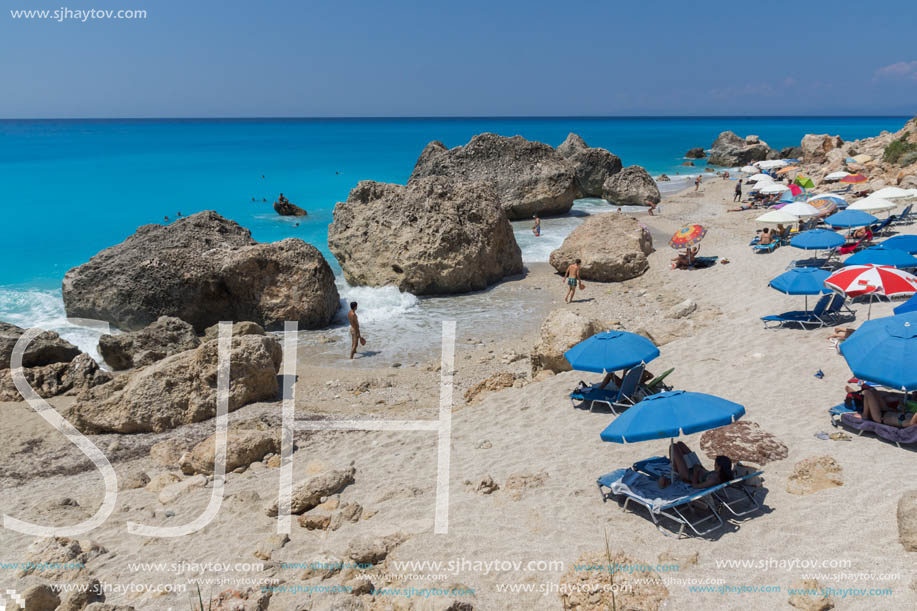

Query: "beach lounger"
left=631, top=456, right=763, bottom=519
left=835, top=412, right=917, bottom=448
left=761, top=294, right=833, bottom=329
left=569, top=364, right=644, bottom=414
left=640, top=367, right=674, bottom=396
left=892, top=204, right=913, bottom=226
left=870, top=217, right=893, bottom=237
left=596, top=468, right=725, bottom=537
left=752, top=241, right=778, bottom=253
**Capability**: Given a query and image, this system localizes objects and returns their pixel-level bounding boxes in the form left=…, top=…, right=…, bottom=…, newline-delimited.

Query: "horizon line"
left=0, top=114, right=913, bottom=122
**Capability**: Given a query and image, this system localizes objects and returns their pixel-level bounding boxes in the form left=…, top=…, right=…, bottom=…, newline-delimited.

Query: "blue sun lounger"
left=596, top=468, right=725, bottom=537
left=631, top=456, right=763, bottom=519
left=761, top=293, right=848, bottom=329
left=569, top=365, right=644, bottom=414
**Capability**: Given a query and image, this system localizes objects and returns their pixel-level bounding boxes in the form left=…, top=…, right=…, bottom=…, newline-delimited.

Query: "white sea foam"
left=0, top=287, right=108, bottom=364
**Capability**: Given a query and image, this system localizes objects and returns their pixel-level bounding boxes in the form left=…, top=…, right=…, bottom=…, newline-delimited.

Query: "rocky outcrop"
left=780, top=146, right=803, bottom=159
left=0, top=322, right=80, bottom=369
left=549, top=214, right=653, bottom=282
left=98, top=316, right=200, bottom=370
left=204, top=320, right=265, bottom=340
left=700, top=421, right=788, bottom=465
left=408, top=133, right=580, bottom=219
left=71, top=334, right=282, bottom=433
left=898, top=490, right=917, bottom=552
left=685, top=147, right=706, bottom=159
left=801, top=134, right=844, bottom=164
left=531, top=310, right=605, bottom=375
left=464, top=372, right=517, bottom=404
left=273, top=200, right=307, bottom=216
left=62, top=211, right=339, bottom=332
left=707, top=131, right=772, bottom=166
left=556, top=133, right=623, bottom=197
left=328, top=177, right=522, bottom=294
left=0, top=353, right=111, bottom=402
left=601, top=165, right=661, bottom=205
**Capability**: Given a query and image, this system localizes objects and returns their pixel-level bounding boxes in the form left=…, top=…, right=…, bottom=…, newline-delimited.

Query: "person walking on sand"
left=532, top=214, right=541, bottom=237
left=733, top=180, right=742, bottom=202
left=348, top=301, right=366, bottom=359
left=694, top=175, right=702, bottom=191
left=646, top=199, right=658, bottom=216
left=564, top=259, right=584, bottom=303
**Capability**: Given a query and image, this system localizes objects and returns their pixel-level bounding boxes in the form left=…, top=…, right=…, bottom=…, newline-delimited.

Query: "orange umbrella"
left=840, top=173, right=867, bottom=184
left=775, top=165, right=798, bottom=175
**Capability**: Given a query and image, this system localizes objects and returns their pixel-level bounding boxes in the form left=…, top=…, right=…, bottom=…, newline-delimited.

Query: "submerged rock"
left=273, top=199, right=307, bottom=216
left=685, top=147, right=706, bottom=159
left=72, top=334, right=282, bottom=433
left=601, top=165, right=661, bottom=205
left=62, top=211, right=339, bottom=332
left=409, top=133, right=580, bottom=219
left=329, top=177, right=522, bottom=294
left=556, top=133, right=623, bottom=197
left=549, top=214, right=653, bottom=282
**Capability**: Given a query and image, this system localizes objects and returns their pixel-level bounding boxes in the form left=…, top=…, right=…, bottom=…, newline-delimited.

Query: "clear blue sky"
left=2, top=0, right=916, bottom=118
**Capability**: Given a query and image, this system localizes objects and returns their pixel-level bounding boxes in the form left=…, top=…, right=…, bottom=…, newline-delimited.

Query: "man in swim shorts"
left=564, top=259, right=583, bottom=304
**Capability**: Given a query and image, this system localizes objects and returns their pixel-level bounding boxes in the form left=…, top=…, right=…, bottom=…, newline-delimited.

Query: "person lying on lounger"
left=598, top=368, right=654, bottom=390
left=658, top=441, right=733, bottom=489
left=849, top=386, right=917, bottom=428
left=757, top=228, right=775, bottom=245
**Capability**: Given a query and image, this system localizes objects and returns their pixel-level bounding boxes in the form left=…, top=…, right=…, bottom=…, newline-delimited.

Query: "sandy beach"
left=3, top=156, right=916, bottom=611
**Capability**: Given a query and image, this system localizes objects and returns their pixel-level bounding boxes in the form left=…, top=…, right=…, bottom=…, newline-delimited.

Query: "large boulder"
left=0, top=322, right=80, bottom=370
left=62, top=211, right=339, bottom=332
left=601, top=166, right=661, bottom=205
left=549, top=214, right=653, bottom=282
left=408, top=133, right=580, bottom=219
left=188, top=428, right=280, bottom=475
left=780, top=146, right=803, bottom=159
left=801, top=134, right=844, bottom=164
left=0, top=353, right=111, bottom=402
left=71, top=334, right=282, bottom=433
left=531, top=309, right=606, bottom=375
left=707, top=131, right=772, bottom=166
left=98, top=316, right=200, bottom=370
left=328, top=177, right=522, bottom=294
left=556, top=133, right=623, bottom=197
left=685, top=147, right=706, bottom=159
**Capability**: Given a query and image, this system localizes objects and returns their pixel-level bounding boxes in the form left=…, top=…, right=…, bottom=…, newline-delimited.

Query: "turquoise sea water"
left=0, top=116, right=909, bottom=361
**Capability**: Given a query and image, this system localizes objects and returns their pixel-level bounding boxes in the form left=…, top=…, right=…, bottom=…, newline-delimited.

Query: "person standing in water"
left=348, top=301, right=366, bottom=359
left=532, top=214, right=541, bottom=237
left=564, top=259, right=584, bottom=304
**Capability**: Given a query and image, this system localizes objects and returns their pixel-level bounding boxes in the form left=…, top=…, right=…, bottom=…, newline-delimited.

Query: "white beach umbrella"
left=759, top=182, right=790, bottom=195
left=906, top=189, right=917, bottom=199
left=824, top=171, right=850, bottom=181
left=871, top=186, right=911, bottom=200
left=740, top=165, right=758, bottom=174
left=779, top=202, right=821, bottom=218
left=756, top=160, right=789, bottom=170
left=848, top=197, right=897, bottom=213
left=755, top=209, right=799, bottom=224
left=748, top=173, right=773, bottom=182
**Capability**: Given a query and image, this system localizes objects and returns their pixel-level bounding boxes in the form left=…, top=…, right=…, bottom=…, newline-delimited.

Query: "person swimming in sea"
left=164, top=215, right=169, bottom=223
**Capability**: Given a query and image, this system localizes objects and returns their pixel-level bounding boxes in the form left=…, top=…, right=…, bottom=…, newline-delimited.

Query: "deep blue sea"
left=0, top=116, right=908, bottom=362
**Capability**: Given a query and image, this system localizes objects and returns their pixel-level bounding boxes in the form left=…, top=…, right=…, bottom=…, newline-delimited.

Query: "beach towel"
left=839, top=413, right=917, bottom=445
left=608, top=470, right=696, bottom=512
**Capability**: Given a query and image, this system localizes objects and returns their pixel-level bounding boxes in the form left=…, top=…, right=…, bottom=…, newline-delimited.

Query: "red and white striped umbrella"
left=825, top=264, right=917, bottom=298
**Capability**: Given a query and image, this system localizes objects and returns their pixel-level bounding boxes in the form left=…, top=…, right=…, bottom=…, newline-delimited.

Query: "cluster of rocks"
left=328, top=132, right=660, bottom=295
left=706, top=131, right=777, bottom=166
left=0, top=323, right=111, bottom=402
left=62, top=211, right=339, bottom=333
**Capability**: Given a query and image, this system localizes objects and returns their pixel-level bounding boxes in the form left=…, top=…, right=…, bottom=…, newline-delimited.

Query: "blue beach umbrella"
left=839, top=311, right=917, bottom=391
left=895, top=294, right=917, bottom=315
left=769, top=267, right=832, bottom=295
left=600, top=391, right=745, bottom=443
left=846, top=245, right=917, bottom=269
left=825, top=209, right=878, bottom=228
left=564, top=330, right=660, bottom=373
left=881, top=235, right=917, bottom=255
left=789, top=229, right=846, bottom=251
